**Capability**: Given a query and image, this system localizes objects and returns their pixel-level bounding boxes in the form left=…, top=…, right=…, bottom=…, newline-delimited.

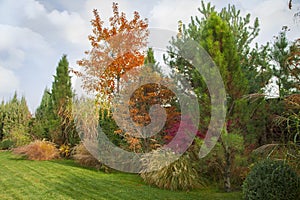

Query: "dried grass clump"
left=13, top=140, right=60, bottom=160
left=141, top=149, right=203, bottom=191
left=72, top=143, right=102, bottom=169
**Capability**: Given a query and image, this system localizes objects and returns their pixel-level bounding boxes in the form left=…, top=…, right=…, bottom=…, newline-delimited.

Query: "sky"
left=0, top=0, right=299, bottom=112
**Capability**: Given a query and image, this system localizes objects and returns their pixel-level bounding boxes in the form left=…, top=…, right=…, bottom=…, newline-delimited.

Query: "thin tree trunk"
left=224, top=150, right=231, bottom=192
left=116, top=76, right=120, bottom=94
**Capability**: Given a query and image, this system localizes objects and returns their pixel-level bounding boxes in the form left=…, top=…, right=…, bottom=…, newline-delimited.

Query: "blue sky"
left=0, top=0, right=299, bottom=111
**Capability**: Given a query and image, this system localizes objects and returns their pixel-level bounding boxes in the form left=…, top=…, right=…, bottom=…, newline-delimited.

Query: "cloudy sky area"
left=0, top=0, right=299, bottom=111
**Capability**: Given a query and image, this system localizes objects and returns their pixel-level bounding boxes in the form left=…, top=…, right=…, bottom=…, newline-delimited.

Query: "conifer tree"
left=51, top=55, right=78, bottom=146
left=34, top=88, right=53, bottom=139
left=166, top=7, right=248, bottom=192
left=270, top=28, right=300, bottom=97
left=0, top=92, right=31, bottom=147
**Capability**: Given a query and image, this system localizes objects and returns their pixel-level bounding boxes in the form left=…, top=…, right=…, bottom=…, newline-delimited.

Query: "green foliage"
left=242, top=159, right=300, bottom=200
left=253, top=142, right=300, bottom=176
left=166, top=2, right=256, bottom=191
left=0, top=139, right=14, bottom=150
left=141, top=149, right=203, bottom=191
left=270, top=27, right=299, bottom=97
left=33, top=88, right=53, bottom=140
left=98, top=108, right=125, bottom=148
left=0, top=93, right=32, bottom=147
left=8, top=125, right=31, bottom=147
left=33, top=56, right=79, bottom=146
left=13, top=140, right=60, bottom=161
left=51, top=55, right=78, bottom=146
left=199, top=12, right=248, bottom=100
left=52, top=55, right=73, bottom=111
left=200, top=132, right=245, bottom=190
left=198, top=1, right=271, bottom=94
left=144, top=47, right=162, bottom=73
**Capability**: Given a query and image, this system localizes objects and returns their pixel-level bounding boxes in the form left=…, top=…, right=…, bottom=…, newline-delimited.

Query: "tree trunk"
left=224, top=150, right=231, bottom=192
left=116, top=76, right=120, bottom=94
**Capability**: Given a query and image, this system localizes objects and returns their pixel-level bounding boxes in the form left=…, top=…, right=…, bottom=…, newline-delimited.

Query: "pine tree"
left=166, top=7, right=248, bottom=192
left=271, top=27, right=300, bottom=97
left=196, top=1, right=272, bottom=94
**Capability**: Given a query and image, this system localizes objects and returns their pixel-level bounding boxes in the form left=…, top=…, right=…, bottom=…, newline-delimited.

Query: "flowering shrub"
left=164, top=115, right=204, bottom=153
left=59, top=144, right=71, bottom=158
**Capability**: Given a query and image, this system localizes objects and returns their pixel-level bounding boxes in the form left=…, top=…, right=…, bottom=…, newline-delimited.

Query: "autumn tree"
left=113, top=48, right=179, bottom=153
left=77, top=2, right=149, bottom=109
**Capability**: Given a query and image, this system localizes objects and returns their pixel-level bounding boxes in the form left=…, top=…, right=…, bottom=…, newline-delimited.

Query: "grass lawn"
left=0, top=151, right=242, bottom=200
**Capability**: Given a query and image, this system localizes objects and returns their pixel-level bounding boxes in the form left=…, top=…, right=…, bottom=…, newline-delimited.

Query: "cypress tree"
left=51, top=55, right=78, bottom=146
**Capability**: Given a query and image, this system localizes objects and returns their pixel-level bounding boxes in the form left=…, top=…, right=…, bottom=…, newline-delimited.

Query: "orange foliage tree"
left=113, top=64, right=180, bottom=153
left=76, top=2, right=149, bottom=104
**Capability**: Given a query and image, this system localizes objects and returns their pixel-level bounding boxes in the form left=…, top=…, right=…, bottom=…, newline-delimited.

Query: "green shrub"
left=0, top=139, right=14, bottom=150
left=13, top=140, right=60, bottom=160
left=242, top=159, right=300, bottom=200
left=140, top=149, right=203, bottom=191
left=9, top=127, right=31, bottom=147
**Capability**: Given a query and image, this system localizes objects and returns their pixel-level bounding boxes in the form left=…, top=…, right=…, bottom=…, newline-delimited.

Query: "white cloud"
left=83, top=0, right=142, bottom=25
left=245, top=0, right=297, bottom=44
left=47, top=10, right=89, bottom=44
left=0, top=66, right=19, bottom=94
left=149, top=0, right=200, bottom=30
left=0, top=24, right=53, bottom=69
left=24, top=0, right=46, bottom=19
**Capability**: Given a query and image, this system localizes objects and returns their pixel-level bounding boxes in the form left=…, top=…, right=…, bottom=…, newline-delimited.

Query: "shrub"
left=0, top=139, right=14, bottom=150
left=9, top=127, right=32, bottom=147
left=13, top=140, right=60, bottom=160
left=72, top=143, right=109, bottom=172
left=59, top=144, right=71, bottom=158
left=242, top=159, right=300, bottom=200
left=140, top=148, right=203, bottom=191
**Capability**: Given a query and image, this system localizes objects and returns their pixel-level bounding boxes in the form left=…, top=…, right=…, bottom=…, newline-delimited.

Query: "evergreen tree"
left=34, top=88, right=53, bottom=139
left=0, top=92, right=31, bottom=147
left=51, top=55, right=78, bottom=146
left=0, top=100, right=5, bottom=140
left=198, top=1, right=272, bottom=94
left=166, top=6, right=250, bottom=192
left=270, top=27, right=300, bottom=97
left=144, top=48, right=161, bottom=74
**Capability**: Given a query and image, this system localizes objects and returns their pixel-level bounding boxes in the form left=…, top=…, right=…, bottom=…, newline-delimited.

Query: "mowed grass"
left=0, top=151, right=242, bottom=200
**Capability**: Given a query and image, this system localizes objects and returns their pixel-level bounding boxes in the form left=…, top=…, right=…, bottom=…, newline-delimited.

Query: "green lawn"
left=0, top=151, right=242, bottom=200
